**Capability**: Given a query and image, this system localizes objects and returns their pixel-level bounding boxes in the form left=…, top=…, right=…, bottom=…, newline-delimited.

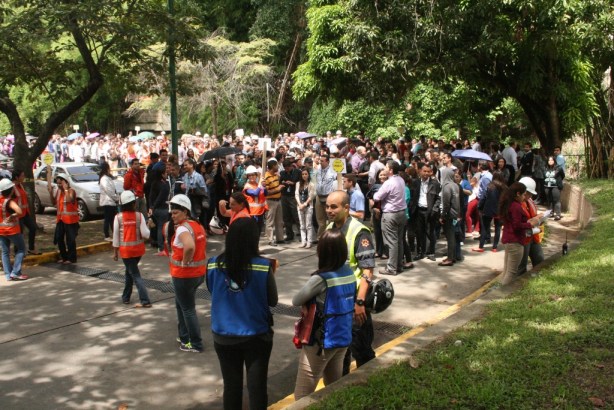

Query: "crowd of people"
left=1, top=128, right=567, bottom=409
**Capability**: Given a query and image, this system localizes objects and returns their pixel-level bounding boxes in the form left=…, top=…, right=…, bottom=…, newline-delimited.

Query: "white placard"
left=235, top=128, right=244, bottom=137
left=258, top=137, right=272, bottom=152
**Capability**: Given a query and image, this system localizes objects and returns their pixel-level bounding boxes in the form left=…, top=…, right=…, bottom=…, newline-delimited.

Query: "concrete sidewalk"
left=0, top=215, right=578, bottom=409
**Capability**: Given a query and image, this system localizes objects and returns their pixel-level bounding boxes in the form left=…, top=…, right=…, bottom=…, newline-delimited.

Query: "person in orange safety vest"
left=242, top=165, right=268, bottom=236
left=0, top=178, right=28, bottom=281
left=12, top=169, right=41, bottom=255
left=47, top=171, right=79, bottom=264
left=163, top=194, right=207, bottom=353
left=113, top=190, right=152, bottom=308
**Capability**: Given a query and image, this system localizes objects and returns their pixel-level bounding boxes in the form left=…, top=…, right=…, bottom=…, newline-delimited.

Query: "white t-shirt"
left=173, top=225, right=190, bottom=248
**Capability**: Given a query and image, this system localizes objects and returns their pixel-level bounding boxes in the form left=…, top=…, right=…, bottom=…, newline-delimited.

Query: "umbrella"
left=296, top=131, right=318, bottom=140
left=137, top=131, right=155, bottom=139
left=451, top=149, right=493, bottom=162
left=327, top=137, right=346, bottom=147
left=198, top=146, right=242, bottom=162
left=128, top=135, right=144, bottom=142
left=86, top=132, right=100, bottom=139
left=67, top=132, right=82, bottom=141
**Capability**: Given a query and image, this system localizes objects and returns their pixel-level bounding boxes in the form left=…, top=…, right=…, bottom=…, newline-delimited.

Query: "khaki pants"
left=266, top=199, right=284, bottom=242
left=315, top=197, right=328, bottom=239
left=500, top=242, right=525, bottom=285
left=294, top=344, right=348, bottom=400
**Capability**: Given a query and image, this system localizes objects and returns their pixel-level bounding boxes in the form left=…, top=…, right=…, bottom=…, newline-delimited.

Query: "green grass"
left=310, top=180, right=614, bottom=410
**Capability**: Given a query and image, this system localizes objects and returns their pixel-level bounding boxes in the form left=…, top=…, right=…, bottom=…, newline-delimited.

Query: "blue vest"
left=207, top=256, right=272, bottom=337
left=318, top=265, right=356, bottom=349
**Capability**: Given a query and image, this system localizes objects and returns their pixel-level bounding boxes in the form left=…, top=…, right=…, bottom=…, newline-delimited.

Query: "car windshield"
left=67, top=165, right=101, bottom=182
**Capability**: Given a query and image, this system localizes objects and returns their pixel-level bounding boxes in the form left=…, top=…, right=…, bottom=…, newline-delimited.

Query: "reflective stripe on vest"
left=319, top=266, right=356, bottom=349
left=118, top=212, right=143, bottom=246
left=327, top=217, right=371, bottom=286
left=57, top=189, right=79, bottom=223
left=14, top=184, right=29, bottom=215
left=0, top=196, right=20, bottom=235
left=169, top=220, right=207, bottom=278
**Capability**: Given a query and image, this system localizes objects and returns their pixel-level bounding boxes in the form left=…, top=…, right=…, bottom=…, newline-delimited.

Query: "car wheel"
left=34, top=194, right=45, bottom=214
left=77, top=199, right=90, bottom=222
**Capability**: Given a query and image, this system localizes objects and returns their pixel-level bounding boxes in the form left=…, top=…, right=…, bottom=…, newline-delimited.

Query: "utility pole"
left=168, top=0, right=178, bottom=156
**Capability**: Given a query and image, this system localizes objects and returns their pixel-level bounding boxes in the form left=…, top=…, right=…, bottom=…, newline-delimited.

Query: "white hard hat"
left=170, top=194, right=192, bottom=211
left=519, top=177, right=537, bottom=195
left=245, top=165, right=259, bottom=175
left=55, top=173, right=70, bottom=183
left=120, top=190, right=136, bottom=205
left=0, top=179, right=14, bottom=191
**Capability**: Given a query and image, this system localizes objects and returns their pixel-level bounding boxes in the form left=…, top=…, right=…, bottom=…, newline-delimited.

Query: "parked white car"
left=34, top=162, right=124, bottom=221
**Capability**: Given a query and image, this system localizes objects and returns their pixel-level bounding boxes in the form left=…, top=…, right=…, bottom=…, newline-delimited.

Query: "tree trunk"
left=211, top=97, right=218, bottom=137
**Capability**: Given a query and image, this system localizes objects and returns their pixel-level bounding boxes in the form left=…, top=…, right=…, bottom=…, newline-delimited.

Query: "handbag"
left=190, top=186, right=210, bottom=209
left=292, top=302, right=316, bottom=349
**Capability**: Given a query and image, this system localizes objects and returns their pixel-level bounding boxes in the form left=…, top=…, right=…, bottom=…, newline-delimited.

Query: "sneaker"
left=472, top=248, right=484, bottom=253
left=9, top=274, right=28, bottom=281
left=491, top=248, right=498, bottom=253
left=104, top=237, right=113, bottom=242
left=179, top=342, right=202, bottom=353
left=154, top=250, right=168, bottom=256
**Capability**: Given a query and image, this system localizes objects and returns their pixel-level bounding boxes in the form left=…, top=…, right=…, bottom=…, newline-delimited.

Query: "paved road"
left=1, top=214, right=574, bottom=409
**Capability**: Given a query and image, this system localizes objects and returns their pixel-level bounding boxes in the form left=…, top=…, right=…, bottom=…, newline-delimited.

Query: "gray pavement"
left=1, top=216, right=574, bottom=409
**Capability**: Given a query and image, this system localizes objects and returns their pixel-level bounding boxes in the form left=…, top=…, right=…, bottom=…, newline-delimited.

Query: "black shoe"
left=413, top=254, right=425, bottom=261
left=402, top=262, right=415, bottom=270
left=268, top=241, right=278, bottom=247
left=427, top=254, right=436, bottom=261
left=379, top=268, right=398, bottom=276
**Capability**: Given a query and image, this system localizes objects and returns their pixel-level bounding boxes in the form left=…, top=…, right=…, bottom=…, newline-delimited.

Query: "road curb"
left=24, top=242, right=113, bottom=266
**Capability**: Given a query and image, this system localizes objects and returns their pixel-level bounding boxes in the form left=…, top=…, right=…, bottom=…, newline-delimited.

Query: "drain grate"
left=48, top=263, right=409, bottom=336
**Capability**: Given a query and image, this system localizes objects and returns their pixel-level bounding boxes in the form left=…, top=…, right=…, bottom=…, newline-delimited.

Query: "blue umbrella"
left=451, top=149, right=493, bottom=162
left=67, top=132, right=82, bottom=141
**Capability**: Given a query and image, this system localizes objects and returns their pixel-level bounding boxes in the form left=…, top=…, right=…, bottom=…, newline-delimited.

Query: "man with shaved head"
left=326, top=190, right=376, bottom=374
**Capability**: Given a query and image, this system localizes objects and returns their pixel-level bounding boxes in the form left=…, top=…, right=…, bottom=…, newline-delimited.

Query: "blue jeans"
left=172, top=275, right=205, bottom=350
left=1, top=233, right=26, bottom=280
left=153, top=208, right=169, bottom=252
left=122, top=257, right=150, bottom=304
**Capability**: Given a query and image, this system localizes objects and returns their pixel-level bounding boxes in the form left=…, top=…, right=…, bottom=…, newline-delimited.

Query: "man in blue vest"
left=326, top=190, right=376, bottom=375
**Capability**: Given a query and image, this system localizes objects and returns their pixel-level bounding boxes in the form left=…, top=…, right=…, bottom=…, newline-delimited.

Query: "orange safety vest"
left=56, top=189, right=80, bottom=224
left=164, top=220, right=207, bottom=278
left=13, top=184, right=29, bottom=217
left=521, top=199, right=543, bottom=244
left=230, top=207, right=251, bottom=225
left=243, top=183, right=268, bottom=216
left=0, top=196, right=20, bottom=236
left=117, top=211, right=146, bottom=259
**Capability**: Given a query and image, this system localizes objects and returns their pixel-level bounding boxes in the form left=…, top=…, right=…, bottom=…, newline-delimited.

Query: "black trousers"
left=342, top=312, right=375, bottom=375
left=214, top=337, right=273, bottom=410
left=56, top=221, right=78, bottom=262
left=281, top=195, right=300, bottom=239
left=415, top=208, right=437, bottom=255
left=19, top=213, right=37, bottom=251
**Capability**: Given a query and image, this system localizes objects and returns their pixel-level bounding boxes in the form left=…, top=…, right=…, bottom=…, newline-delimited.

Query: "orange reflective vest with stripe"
left=243, top=182, right=268, bottom=216
left=230, top=207, right=251, bottom=225
left=521, top=198, right=543, bottom=244
left=117, top=211, right=146, bottom=259
left=13, top=184, right=29, bottom=217
left=56, top=189, right=79, bottom=224
left=0, top=196, right=20, bottom=236
left=164, top=220, right=207, bottom=278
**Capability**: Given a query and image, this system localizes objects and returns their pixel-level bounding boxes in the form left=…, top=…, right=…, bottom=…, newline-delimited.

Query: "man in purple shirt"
left=374, top=160, right=411, bottom=275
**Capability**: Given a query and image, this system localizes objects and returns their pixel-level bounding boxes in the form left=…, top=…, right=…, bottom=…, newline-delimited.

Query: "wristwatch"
left=356, top=298, right=365, bottom=306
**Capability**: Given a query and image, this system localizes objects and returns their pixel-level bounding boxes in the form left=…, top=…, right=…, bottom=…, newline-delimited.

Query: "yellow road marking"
left=267, top=278, right=497, bottom=410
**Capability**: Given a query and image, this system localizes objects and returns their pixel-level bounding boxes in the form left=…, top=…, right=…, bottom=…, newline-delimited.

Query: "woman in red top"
left=499, top=182, right=539, bottom=285
left=218, top=192, right=251, bottom=225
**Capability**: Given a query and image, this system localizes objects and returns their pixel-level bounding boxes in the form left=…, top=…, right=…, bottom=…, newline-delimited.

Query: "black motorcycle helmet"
left=365, top=278, right=394, bottom=313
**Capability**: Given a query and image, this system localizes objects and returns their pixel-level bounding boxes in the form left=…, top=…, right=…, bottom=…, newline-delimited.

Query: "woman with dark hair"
left=498, top=182, right=539, bottom=285
left=295, top=167, right=315, bottom=248
left=495, top=157, right=511, bottom=185
left=113, top=191, right=151, bottom=307
left=165, top=194, right=207, bottom=353
left=218, top=191, right=250, bottom=225
left=11, top=169, right=40, bottom=254
left=544, top=155, right=565, bottom=220
left=47, top=171, right=79, bottom=264
left=0, top=179, right=28, bottom=281
left=99, top=162, right=119, bottom=241
left=206, top=217, right=278, bottom=410
left=214, top=160, right=234, bottom=226
left=292, top=229, right=355, bottom=400
left=473, top=171, right=506, bottom=253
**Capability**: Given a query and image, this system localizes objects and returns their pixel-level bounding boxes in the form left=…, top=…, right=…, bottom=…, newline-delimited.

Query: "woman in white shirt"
left=99, top=162, right=119, bottom=241
left=295, top=168, right=316, bottom=248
